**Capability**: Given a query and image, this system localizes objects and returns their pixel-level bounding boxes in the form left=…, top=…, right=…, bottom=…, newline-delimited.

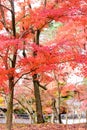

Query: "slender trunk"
left=34, top=30, right=40, bottom=45
left=59, top=113, right=62, bottom=123
left=33, top=29, right=44, bottom=123
left=6, top=0, right=16, bottom=129
left=58, top=99, right=62, bottom=123
left=6, top=77, right=14, bottom=130
left=58, top=82, right=62, bottom=124
left=44, top=0, right=47, bottom=7
left=33, top=74, right=44, bottom=123
left=11, top=0, right=16, bottom=37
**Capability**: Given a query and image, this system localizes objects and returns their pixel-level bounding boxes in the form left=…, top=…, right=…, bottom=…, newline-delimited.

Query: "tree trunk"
left=33, top=29, right=44, bottom=123
left=33, top=74, right=44, bottom=123
left=6, top=0, right=16, bottom=129
left=59, top=113, right=62, bottom=123
left=58, top=86, right=62, bottom=124
left=58, top=99, right=62, bottom=124
left=6, top=77, right=14, bottom=130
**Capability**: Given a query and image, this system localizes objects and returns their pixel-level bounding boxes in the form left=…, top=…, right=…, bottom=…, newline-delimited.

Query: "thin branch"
left=16, top=14, right=29, bottom=25
left=24, top=86, right=34, bottom=93
left=39, top=84, right=47, bottom=90
left=19, top=30, right=30, bottom=38
left=24, top=77, right=32, bottom=80
left=14, top=71, right=31, bottom=86
left=0, top=1, right=11, bottom=34
left=14, top=97, right=31, bottom=114
left=80, top=98, right=87, bottom=102
left=37, top=81, right=47, bottom=90
left=0, top=3, right=12, bottom=12
left=14, top=68, right=38, bottom=86
left=0, top=54, right=12, bottom=62
left=19, top=26, right=35, bottom=38
left=14, top=97, right=34, bottom=121
left=0, top=20, right=11, bottom=34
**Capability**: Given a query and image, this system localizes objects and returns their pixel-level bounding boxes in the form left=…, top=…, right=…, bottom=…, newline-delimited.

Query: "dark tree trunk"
left=32, top=29, right=44, bottom=123
left=59, top=113, right=62, bottom=124
left=34, top=30, right=40, bottom=45
left=33, top=74, right=44, bottom=123
left=6, top=0, right=16, bottom=129
left=44, top=0, right=47, bottom=7
left=58, top=97, right=62, bottom=124
left=6, top=77, right=14, bottom=130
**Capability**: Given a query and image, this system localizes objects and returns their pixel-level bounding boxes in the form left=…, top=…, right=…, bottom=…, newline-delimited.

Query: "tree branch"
left=14, top=71, right=31, bottom=86
left=0, top=1, right=11, bottom=34
left=0, top=3, right=12, bottom=12
left=14, top=97, right=31, bottom=114
left=24, top=86, right=34, bottom=93
left=14, top=68, right=38, bottom=86
left=16, top=14, right=29, bottom=25
left=24, top=77, right=32, bottom=80
left=37, top=81, right=47, bottom=90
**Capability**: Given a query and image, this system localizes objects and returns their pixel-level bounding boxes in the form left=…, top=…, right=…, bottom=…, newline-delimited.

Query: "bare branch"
left=14, top=67, right=38, bottom=86
left=0, top=3, right=12, bottom=12
left=24, top=86, right=34, bottom=93
left=14, top=71, right=32, bottom=86
left=0, top=2, right=11, bottom=34
left=24, top=77, right=32, bottom=80
left=37, top=81, right=47, bottom=90
left=14, top=97, right=31, bottom=114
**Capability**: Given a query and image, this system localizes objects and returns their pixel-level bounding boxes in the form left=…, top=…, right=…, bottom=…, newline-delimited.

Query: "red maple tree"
left=0, top=0, right=87, bottom=130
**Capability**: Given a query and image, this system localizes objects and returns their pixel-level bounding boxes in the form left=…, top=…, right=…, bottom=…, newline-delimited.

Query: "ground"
left=0, top=123, right=86, bottom=130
